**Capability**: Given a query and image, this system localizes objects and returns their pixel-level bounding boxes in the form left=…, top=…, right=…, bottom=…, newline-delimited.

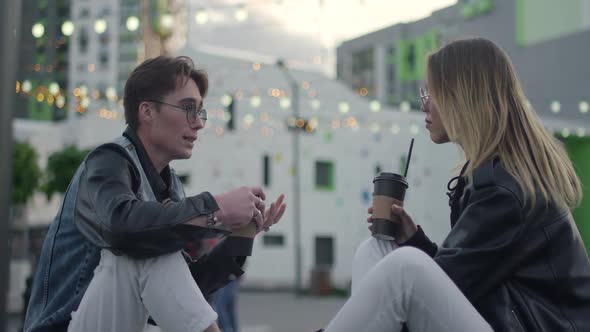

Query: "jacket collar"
left=123, top=127, right=171, bottom=202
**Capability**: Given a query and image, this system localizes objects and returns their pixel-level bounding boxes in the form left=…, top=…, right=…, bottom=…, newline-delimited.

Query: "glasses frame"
left=419, top=87, right=430, bottom=112
left=147, top=99, right=207, bottom=125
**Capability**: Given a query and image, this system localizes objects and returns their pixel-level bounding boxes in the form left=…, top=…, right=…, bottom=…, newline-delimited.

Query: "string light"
left=234, top=5, right=248, bottom=22
left=106, top=87, right=117, bottom=101
left=61, top=21, right=74, bottom=36
left=195, top=9, right=208, bottom=25
left=311, top=99, right=321, bottom=110
left=550, top=101, right=561, bottom=114
left=32, top=23, right=44, bottom=38
left=561, top=128, right=570, bottom=137
left=56, top=96, right=65, bottom=108
left=94, top=19, right=107, bottom=34
left=338, top=102, right=350, bottom=114
left=160, top=14, right=174, bottom=32
left=244, top=113, right=255, bottom=125
left=369, top=100, right=381, bottom=112
left=48, top=82, right=60, bottom=95
left=400, top=101, right=411, bottom=112
left=126, top=16, right=140, bottom=31
left=250, top=95, right=261, bottom=108
left=580, top=101, right=589, bottom=114
left=280, top=97, right=291, bottom=109
left=221, top=94, right=232, bottom=106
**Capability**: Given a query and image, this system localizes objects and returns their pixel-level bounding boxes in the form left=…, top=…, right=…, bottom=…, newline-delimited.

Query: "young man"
left=24, top=56, right=286, bottom=332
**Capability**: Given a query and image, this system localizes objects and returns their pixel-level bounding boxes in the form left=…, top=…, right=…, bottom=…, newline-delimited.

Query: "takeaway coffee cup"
left=224, top=222, right=257, bottom=256
left=372, top=172, right=409, bottom=241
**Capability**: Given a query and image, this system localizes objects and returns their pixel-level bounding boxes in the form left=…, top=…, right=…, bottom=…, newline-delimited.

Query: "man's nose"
left=191, top=117, right=204, bottom=130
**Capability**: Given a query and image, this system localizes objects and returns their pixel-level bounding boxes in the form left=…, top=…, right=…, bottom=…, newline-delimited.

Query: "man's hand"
left=213, top=186, right=267, bottom=230
left=258, top=194, right=287, bottom=234
left=366, top=198, right=417, bottom=244
left=204, top=321, right=221, bottom=332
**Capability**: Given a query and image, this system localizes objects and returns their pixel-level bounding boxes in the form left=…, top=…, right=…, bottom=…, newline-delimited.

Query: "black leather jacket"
left=406, top=158, right=590, bottom=331
left=75, top=130, right=245, bottom=298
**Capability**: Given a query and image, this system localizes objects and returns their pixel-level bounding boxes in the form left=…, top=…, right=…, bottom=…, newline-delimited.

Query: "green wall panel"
left=563, top=136, right=590, bottom=255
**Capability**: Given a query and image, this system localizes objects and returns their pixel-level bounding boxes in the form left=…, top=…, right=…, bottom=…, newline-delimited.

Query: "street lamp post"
left=1, top=1, right=22, bottom=330
left=276, top=59, right=303, bottom=295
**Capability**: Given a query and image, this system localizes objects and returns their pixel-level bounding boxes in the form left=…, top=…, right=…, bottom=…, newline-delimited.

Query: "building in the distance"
left=337, top=0, right=590, bottom=252
left=15, top=0, right=72, bottom=122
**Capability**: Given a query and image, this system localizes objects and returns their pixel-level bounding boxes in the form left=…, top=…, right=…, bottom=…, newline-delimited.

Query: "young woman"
left=322, top=38, right=590, bottom=332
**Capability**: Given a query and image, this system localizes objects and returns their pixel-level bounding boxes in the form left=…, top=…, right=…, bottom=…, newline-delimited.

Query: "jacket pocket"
left=511, top=309, right=526, bottom=332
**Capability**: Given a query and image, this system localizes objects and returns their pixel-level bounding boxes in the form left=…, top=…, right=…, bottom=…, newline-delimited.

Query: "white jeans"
left=324, top=237, right=493, bottom=332
left=68, top=250, right=217, bottom=332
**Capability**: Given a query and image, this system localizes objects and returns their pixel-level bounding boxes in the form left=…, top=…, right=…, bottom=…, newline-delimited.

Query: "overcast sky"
left=187, top=0, right=457, bottom=76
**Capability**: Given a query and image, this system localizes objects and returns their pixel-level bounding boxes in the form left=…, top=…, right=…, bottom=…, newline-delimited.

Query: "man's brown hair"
left=124, top=56, right=208, bottom=130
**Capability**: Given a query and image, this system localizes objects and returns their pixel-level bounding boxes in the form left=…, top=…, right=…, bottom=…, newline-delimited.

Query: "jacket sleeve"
left=188, top=238, right=247, bottom=300
left=75, top=144, right=222, bottom=258
left=400, top=225, right=438, bottom=257
left=434, top=185, right=526, bottom=302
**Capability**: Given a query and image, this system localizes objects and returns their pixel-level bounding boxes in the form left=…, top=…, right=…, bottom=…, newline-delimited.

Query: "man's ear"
left=138, top=101, right=153, bottom=126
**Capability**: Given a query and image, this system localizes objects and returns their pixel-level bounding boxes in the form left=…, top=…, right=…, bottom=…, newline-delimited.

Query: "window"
left=79, top=28, right=88, bottom=53
left=79, top=8, right=89, bottom=18
left=262, top=154, right=271, bottom=187
left=315, top=236, right=334, bottom=266
left=386, top=45, right=397, bottom=105
left=226, top=97, right=235, bottom=131
left=315, top=160, right=334, bottom=191
left=99, top=51, right=109, bottom=68
left=351, top=48, right=375, bottom=96
left=263, top=234, right=285, bottom=247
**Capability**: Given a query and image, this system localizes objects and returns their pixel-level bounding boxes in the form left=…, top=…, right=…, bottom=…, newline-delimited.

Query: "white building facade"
left=13, top=48, right=464, bottom=300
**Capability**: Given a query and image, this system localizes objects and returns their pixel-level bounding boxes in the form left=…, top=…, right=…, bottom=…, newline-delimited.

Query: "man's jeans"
left=68, top=250, right=217, bottom=332
left=324, top=237, right=493, bottom=332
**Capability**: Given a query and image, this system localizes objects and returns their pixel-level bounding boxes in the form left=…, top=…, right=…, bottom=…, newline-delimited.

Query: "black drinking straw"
left=404, top=138, right=415, bottom=178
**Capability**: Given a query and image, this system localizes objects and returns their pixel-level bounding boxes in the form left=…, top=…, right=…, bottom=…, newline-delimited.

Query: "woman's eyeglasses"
left=419, top=88, right=430, bottom=112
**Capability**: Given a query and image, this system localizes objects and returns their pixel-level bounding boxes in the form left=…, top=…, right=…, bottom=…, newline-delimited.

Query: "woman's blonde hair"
left=426, top=38, right=581, bottom=210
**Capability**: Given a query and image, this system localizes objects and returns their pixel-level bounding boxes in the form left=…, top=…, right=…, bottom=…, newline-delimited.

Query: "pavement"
left=235, top=291, right=345, bottom=332
left=8, top=291, right=346, bottom=332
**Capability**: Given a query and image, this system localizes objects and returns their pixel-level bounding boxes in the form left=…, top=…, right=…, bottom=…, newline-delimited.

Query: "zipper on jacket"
left=511, top=309, right=525, bottom=332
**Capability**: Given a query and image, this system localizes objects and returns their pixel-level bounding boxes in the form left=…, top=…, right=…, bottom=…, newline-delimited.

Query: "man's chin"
left=176, top=150, right=193, bottom=160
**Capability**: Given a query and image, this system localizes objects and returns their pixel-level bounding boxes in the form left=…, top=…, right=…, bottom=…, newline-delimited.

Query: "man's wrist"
left=206, top=213, right=218, bottom=228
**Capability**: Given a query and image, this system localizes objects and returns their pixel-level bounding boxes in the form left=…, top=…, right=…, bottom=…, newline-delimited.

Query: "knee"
left=353, top=237, right=379, bottom=262
left=353, top=237, right=397, bottom=262
left=382, top=246, right=433, bottom=275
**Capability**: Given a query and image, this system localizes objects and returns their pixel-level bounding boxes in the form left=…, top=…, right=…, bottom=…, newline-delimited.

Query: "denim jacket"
left=24, top=132, right=229, bottom=332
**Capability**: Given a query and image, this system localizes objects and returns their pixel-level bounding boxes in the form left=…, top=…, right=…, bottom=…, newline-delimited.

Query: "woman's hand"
left=366, top=199, right=418, bottom=244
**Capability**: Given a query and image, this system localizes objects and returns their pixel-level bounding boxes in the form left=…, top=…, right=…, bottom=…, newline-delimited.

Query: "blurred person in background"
left=318, top=38, right=590, bottom=332
left=24, top=55, right=286, bottom=332
left=213, top=276, right=241, bottom=332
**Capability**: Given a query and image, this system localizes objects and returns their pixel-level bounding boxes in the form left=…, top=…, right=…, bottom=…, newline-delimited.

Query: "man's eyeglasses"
left=147, top=99, right=207, bottom=125
left=419, top=87, right=430, bottom=112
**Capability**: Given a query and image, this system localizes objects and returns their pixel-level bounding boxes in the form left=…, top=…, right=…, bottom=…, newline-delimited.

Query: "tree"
left=12, top=141, right=41, bottom=205
left=42, top=145, right=90, bottom=200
